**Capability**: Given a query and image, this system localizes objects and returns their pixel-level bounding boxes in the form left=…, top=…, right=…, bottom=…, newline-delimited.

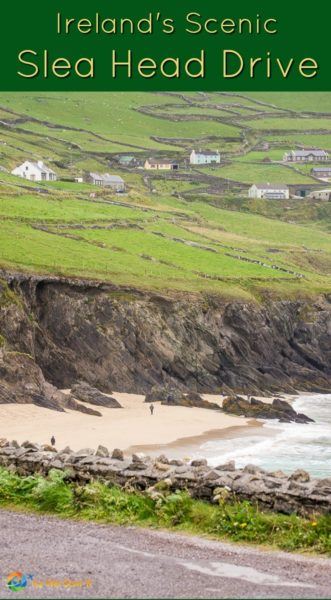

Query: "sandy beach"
left=0, top=393, right=258, bottom=454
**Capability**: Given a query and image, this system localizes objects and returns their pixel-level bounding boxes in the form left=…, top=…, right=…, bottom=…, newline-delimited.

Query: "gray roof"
left=90, top=172, right=124, bottom=184
left=312, top=167, right=331, bottom=172
left=103, top=174, right=124, bottom=183
left=252, top=183, right=288, bottom=190
left=193, top=149, right=220, bottom=156
left=288, top=150, right=328, bottom=157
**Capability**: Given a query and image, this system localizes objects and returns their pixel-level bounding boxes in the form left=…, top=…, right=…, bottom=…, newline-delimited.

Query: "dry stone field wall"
left=0, top=439, right=330, bottom=517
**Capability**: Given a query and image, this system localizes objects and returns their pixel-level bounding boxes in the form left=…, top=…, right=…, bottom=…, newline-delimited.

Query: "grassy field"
left=0, top=91, right=330, bottom=298
left=200, top=162, right=316, bottom=183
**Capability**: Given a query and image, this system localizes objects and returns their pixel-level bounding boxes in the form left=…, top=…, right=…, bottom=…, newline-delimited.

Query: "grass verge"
left=0, top=468, right=330, bottom=556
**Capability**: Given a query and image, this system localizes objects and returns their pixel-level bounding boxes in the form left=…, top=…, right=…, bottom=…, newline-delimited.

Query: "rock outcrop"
left=0, top=347, right=102, bottom=416
left=0, top=439, right=330, bottom=517
left=0, top=274, right=330, bottom=395
left=222, top=395, right=314, bottom=423
left=71, top=382, right=122, bottom=408
left=145, top=385, right=220, bottom=410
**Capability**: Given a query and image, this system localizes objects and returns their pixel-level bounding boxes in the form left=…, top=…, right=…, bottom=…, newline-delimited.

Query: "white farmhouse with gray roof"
left=248, top=183, right=289, bottom=200
left=87, top=172, right=125, bottom=191
left=190, top=149, right=221, bottom=165
left=11, top=160, right=57, bottom=182
left=283, top=150, right=329, bottom=162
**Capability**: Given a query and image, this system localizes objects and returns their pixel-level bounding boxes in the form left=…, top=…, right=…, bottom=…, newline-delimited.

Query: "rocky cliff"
left=0, top=272, right=330, bottom=404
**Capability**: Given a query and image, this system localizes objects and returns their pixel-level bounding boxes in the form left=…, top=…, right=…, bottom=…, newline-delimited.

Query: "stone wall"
left=0, top=439, right=330, bottom=517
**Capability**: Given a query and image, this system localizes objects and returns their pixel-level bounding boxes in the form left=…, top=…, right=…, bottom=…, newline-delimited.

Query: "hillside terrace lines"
left=34, top=218, right=305, bottom=281
left=0, top=104, right=153, bottom=153
left=216, top=92, right=297, bottom=113
left=0, top=92, right=330, bottom=296
left=148, top=229, right=305, bottom=278
left=5, top=93, right=329, bottom=183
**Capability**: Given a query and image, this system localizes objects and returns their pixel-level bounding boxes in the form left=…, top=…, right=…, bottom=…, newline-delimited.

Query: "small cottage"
left=116, top=155, right=137, bottom=167
left=144, top=158, right=179, bottom=171
left=11, top=160, right=57, bottom=182
left=248, top=183, right=289, bottom=200
left=283, top=150, right=329, bottom=163
left=311, top=167, right=331, bottom=180
left=308, top=189, right=331, bottom=201
left=87, top=173, right=125, bottom=191
left=190, top=149, right=221, bottom=165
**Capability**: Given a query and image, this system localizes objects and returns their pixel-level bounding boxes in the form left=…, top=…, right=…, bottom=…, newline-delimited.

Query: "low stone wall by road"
left=0, top=439, right=330, bottom=517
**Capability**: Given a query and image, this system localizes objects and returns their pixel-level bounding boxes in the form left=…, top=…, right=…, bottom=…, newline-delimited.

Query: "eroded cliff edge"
left=0, top=273, right=330, bottom=399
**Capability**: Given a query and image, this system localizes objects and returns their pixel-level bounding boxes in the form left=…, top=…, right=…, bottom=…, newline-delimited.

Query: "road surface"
left=0, top=511, right=330, bottom=598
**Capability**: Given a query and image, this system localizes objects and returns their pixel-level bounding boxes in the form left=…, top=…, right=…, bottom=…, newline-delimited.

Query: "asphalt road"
left=0, top=511, right=330, bottom=599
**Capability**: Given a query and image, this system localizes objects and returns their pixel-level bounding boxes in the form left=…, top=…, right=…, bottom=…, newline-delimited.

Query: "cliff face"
left=1, top=274, right=331, bottom=397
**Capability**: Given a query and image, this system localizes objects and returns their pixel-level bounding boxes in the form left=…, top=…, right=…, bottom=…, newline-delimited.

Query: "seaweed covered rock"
left=145, top=385, right=220, bottom=410
left=145, top=384, right=182, bottom=404
left=222, top=395, right=314, bottom=423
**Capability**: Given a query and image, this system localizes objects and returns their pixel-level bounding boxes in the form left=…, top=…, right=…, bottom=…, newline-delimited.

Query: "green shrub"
left=0, top=468, right=329, bottom=556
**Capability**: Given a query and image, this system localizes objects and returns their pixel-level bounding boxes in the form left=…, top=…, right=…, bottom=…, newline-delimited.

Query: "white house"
left=248, top=183, right=289, bottom=200
left=283, top=150, right=329, bottom=163
left=11, top=160, right=57, bottom=182
left=190, top=149, right=221, bottom=165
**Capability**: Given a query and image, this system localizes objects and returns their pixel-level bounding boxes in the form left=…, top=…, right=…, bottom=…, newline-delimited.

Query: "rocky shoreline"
left=0, top=439, right=330, bottom=517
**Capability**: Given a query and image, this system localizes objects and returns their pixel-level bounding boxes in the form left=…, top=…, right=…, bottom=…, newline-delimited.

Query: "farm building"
left=87, top=173, right=125, bottom=191
left=190, top=149, right=221, bottom=165
left=311, top=167, right=331, bottom=180
left=248, top=183, right=289, bottom=200
left=144, top=158, right=179, bottom=171
left=283, top=150, right=329, bottom=163
left=116, top=155, right=137, bottom=167
left=11, top=160, right=57, bottom=182
left=308, top=189, right=331, bottom=201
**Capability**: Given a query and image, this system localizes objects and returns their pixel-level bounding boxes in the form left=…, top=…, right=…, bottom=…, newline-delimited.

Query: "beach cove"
left=0, top=393, right=329, bottom=478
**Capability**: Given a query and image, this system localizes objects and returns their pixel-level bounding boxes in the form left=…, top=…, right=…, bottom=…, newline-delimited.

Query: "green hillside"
left=0, top=91, right=330, bottom=300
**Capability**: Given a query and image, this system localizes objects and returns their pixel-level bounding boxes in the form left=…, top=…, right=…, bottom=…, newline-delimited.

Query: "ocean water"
left=199, top=395, right=331, bottom=478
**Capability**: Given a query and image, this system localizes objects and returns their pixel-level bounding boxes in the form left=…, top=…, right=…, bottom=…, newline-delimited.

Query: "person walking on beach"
left=149, top=404, right=154, bottom=416
left=51, top=435, right=56, bottom=447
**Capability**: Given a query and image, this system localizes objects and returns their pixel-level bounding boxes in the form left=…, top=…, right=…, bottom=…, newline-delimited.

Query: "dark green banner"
left=1, top=0, right=330, bottom=90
